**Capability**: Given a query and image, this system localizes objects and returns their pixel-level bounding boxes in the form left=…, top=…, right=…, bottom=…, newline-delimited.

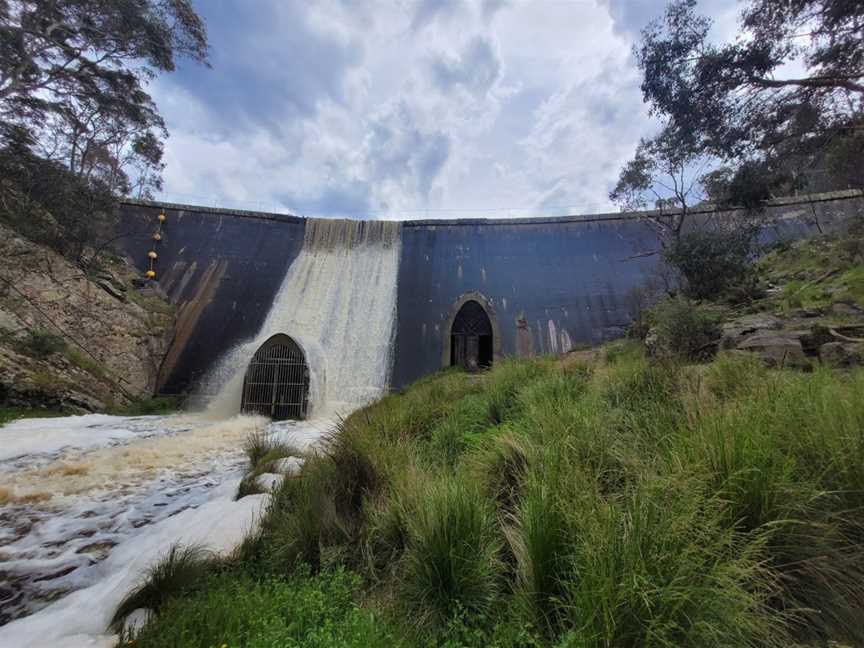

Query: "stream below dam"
left=0, top=413, right=334, bottom=647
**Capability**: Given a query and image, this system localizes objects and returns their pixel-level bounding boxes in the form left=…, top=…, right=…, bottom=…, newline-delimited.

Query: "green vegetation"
left=633, top=296, right=721, bottom=360
left=108, top=395, right=183, bottom=417
left=120, top=347, right=864, bottom=647
left=662, top=224, right=762, bottom=301
left=236, top=430, right=303, bottom=498
left=18, top=329, right=66, bottom=358
left=123, top=567, right=401, bottom=648
left=0, top=406, right=67, bottom=425
left=126, top=287, right=176, bottom=317
left=111, top=544, right=216, bottom=633
left=757, top=224, right=864, bottom=314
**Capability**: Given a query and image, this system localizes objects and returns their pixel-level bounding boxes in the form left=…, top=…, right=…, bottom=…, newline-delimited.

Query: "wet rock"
left=253, top=473, right=285, bottom=493
left=736, top=331, right=811, bottom=369
left=33, top=564, right=78, bottom=582
left=76, top=540, right=117, bottom=561
left=820, top=342, right=864, bottom=368
left=272, top=456, right=304, bottom=477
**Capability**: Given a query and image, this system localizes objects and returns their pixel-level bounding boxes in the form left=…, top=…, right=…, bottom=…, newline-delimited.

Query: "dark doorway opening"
left=241, top=334, right=309, bottom=420
left=450, top=300, right=493, bottom=371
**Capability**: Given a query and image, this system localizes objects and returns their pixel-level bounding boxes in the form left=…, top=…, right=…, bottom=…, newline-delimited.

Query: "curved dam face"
left=116, top=191, right=863, bottom=396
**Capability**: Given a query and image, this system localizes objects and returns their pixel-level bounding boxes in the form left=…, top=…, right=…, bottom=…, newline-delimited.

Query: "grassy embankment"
left=118, top=343, right=864, bottom=647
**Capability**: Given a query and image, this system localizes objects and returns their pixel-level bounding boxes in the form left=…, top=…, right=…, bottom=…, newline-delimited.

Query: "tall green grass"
left=117, top=354, right=864, bottom=647
left=399, top=478, right=501, bottom=629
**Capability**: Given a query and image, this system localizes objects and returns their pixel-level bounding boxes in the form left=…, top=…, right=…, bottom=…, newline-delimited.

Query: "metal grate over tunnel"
left=240, top=334, right=310, bottom=420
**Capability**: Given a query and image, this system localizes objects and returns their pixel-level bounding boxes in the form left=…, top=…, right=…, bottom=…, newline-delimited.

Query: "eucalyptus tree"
left=0, top=0, right=209, bottom=196
left=613, top=0, right=863, bottom=214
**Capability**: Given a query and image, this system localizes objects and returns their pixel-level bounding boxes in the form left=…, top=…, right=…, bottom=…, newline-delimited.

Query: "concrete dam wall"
left=116, top=191, right=863, bottom=396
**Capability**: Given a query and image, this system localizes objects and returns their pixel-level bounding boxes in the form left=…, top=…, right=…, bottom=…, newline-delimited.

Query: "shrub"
left=645, top=297, right=721, bottom=361
left=19, top=329, right=66, bottom=358
left=663, top=224, right=761, bottom=300
left=111, top=544, right=215, bottom=631
left=0, top=143, right=117, bottom=266
left=400, top=479, right=501, bottom=629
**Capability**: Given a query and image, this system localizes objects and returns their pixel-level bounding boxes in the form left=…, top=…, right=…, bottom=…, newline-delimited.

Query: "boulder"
left=253, top=473, right=285, bottom=493
left=736, top=331, right=810, bottom=369
left=720, top=313, right=783, bottom=349
left=272, top=456, right=304, bottom=477
left=830, top=302, right=864, bottom=317
left=820, top=342, right=864, bottom=368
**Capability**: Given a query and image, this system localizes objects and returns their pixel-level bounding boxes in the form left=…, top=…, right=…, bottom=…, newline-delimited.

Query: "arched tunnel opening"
left=450, top=299, right=494, bottom=371
left=241, top=334, right=310, bottom=420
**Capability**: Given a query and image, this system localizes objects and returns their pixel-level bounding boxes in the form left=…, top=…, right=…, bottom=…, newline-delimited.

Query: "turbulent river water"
left=0, top=219, right=402, bottom=647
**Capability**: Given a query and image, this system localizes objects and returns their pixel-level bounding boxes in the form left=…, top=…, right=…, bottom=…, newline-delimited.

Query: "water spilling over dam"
left=202, top=218, right=402, bottom=418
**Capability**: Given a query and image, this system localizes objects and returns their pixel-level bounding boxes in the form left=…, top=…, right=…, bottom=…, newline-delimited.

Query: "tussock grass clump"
left=686, top=366, right=864, bottom=643
left=399, top=478, right=501, bottom=629
left=111, top=544, right=215, bottom=631
left=242, top=428, right=299, bottom=469
left=560, top=481, right=785, bottom=648
left=507, top=482, right=569, bottom=634
left=236, top=429, right=304, bottom=499
left=472, top=434, right=532, bottom=514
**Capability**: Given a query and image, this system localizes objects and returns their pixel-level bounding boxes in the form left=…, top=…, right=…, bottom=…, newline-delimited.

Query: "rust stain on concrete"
left=156, top=259, right=227, bottom=391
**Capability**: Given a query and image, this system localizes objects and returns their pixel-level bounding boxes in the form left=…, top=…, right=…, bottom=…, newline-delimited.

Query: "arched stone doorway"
left=241, top=334, right=310, bottom=420
left=443, top=293, right=500, bottom=371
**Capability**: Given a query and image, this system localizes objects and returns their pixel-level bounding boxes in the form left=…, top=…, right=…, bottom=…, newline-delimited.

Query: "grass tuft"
left=110, top=543, right=215, bottom=632
left=399, top=478, right=501, bottom=629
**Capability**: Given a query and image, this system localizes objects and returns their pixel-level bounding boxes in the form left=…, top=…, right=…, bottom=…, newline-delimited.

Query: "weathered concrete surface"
left=116, top=202, right=306, bottom=394
left=118, top=190, right=862, bottom=394
left=393, top=217, right=660, bottom=387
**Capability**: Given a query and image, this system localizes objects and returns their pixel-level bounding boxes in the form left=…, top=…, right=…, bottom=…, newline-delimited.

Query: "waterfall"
left=203, top=219, right=402, bottom=418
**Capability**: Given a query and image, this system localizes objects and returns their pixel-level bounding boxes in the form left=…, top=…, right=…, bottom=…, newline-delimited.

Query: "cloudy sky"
left=151, top=0, right=739, bottom=219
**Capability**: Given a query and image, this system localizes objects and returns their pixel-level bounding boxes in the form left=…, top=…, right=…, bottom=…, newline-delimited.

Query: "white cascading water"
left=202, top=218, right=402, bottom=418
left=0, top=218, right=402, bottom=648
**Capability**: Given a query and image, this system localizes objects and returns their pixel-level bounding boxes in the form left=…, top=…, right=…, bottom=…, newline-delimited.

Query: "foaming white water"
left=0, top=413, right=334, bottom=647
left=202, top=219, right=402, bottom=418
left=0, top=414, right=266, bottom=627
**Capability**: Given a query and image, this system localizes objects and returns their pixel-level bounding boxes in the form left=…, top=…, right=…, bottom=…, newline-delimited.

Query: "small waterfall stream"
left=0, top=218, right=403, bottom=647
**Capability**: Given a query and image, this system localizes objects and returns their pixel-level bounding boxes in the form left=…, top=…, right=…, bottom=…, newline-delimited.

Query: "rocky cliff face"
left=0, top=225, right=174, bottom=412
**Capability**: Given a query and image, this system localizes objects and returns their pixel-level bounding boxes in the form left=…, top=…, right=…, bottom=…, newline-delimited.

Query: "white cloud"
left=149, top=0, right=731, bottom=219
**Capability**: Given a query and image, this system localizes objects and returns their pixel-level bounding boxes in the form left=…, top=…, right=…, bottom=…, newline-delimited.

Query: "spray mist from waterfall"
left=203, top=219, right=402, bottom=418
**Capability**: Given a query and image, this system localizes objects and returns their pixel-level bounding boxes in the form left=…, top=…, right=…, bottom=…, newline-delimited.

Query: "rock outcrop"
left=0, top=225, right=174, bottom=412
left=720, top=313, right=864, bottom=369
